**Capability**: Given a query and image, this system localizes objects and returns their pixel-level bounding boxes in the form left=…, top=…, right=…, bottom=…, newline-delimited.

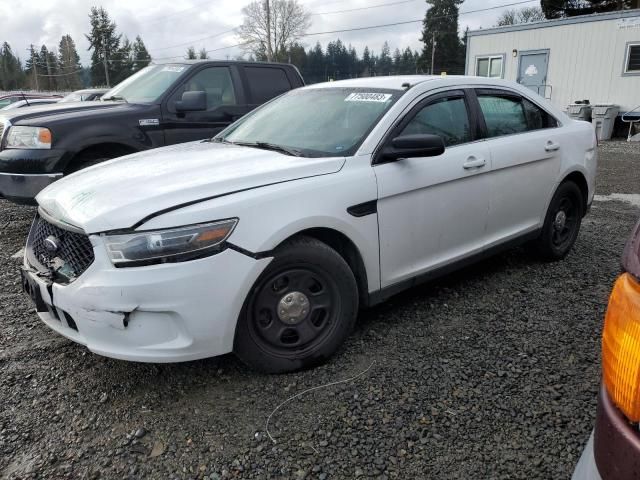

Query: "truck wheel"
left=66, top=154, right=113, bottom=174
left=234, top=236, right=358, bottom=373
left=533, top=181, right=584, bottom=261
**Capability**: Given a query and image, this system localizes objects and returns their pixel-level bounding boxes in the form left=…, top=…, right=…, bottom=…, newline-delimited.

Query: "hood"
left=0, top=101, right=131, bottom=125
left=37, top=141, right=346, bottom=233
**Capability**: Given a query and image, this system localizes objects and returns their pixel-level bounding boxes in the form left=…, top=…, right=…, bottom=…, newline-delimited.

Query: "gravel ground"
left=1, top=141, right=640, bottom=480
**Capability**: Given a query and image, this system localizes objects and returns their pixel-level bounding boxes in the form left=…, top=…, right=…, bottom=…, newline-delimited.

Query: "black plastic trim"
left=367, top=228, right=541, bottom=306
left=227, top=242, right=274, bottom=260
left=347, top=200, right=377, bottom=218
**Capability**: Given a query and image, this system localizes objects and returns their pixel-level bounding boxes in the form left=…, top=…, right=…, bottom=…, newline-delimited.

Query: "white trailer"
left=465, top=9, right=640, bottom=115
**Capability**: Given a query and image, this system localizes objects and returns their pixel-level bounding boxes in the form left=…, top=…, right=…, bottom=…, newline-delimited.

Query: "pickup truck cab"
left=0, top=60, right=304, bottom=204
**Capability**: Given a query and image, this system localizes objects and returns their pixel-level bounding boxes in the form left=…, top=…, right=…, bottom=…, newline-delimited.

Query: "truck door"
left=162, top=65, right=248, bottom=145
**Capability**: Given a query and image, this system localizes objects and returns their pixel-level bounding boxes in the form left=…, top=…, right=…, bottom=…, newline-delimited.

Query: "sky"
left=0, top=0, right=540, bottom=64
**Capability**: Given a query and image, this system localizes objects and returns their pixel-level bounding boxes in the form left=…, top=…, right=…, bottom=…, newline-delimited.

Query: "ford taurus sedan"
left=21, top=76, right=597, bottom=373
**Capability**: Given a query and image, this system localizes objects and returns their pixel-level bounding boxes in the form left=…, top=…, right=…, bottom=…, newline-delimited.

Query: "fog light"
left=602, top=273, right=640, bottom=421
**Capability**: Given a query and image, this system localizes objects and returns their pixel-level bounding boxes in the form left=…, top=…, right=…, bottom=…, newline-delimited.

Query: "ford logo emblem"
left=44, top=236, right=60, bottom=254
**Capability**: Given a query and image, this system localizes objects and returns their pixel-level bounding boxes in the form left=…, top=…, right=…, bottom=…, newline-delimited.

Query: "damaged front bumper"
left=22, top=238, right=271, bottom=363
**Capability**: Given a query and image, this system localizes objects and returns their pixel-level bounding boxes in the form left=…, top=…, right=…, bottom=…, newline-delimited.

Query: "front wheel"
left=234, top=236, right=358, bottom=373
left=533, top=181, right=584, bottom=260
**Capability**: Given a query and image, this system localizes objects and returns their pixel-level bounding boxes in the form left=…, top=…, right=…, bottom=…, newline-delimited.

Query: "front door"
left=163, top=65, right=247, bottom=145
left=517, top=50, right=549, bottom=96
left=374, top=90, right=491, bottom=288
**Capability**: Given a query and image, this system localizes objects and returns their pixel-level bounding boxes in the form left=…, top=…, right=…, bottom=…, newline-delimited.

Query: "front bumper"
left=0, top=172, right=61, bottom=204
left=0, top=147, right=66, bottom=203
left=573, top=385, right=640, bottom=480
left=22, top=239, right=272, bottom=363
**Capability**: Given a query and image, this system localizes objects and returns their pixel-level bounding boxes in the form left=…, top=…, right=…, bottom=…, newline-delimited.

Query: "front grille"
left=26, top=214, right=94, bottom=284
left=0, top=122, right=4, bottom=149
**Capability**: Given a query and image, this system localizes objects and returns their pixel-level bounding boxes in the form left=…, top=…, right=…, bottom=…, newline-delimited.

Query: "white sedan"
left=22, top=76, right=597, bottom=373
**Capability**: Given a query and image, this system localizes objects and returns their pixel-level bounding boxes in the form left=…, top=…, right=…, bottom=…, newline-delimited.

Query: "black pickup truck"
left=0, top=60, right=304, bottom=204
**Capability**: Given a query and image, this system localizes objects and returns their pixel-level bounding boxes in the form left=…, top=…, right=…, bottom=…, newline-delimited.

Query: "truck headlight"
left=5, top=126, right=52, bottom=149
left=104, top=219, right=238, bottom=266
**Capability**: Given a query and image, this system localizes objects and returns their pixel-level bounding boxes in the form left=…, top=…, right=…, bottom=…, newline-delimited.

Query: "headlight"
left=104, top=219, right=238, bottom=266
left=5, top=126, right=52, bottom=149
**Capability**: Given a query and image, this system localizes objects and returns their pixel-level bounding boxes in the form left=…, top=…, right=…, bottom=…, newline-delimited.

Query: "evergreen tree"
left=0, top=42, right=25, bottom=90
left=132, top=36, right=151, bottom=72
left=86, top=6, right=121, bottom=87
left=186, top=46, right=197, bottom=59
left=198, top=48, right=209, bottom=59
left=378, top=41, right=392, bottom=75
left=393, top=48, right=402, bottom=74
left=57, top=35, right=82, bottom=90
left=24, top=44, right=40, bottom=90
left=362, top=46, right=372, bottom=76
left=420, top=0, right=465, bottom=75
left=541, top=0, right=638, bottom=18
left=111, top=36, right=133, bottom=84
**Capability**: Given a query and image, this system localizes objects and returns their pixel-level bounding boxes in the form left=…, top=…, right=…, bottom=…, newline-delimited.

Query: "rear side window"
left=400, top=96, right=472, bottom=147
left=478, top=93, right=556, bottom=138
left=522, top=98, right=558, bottom=129
left=245, top=67, right=292, bottom=104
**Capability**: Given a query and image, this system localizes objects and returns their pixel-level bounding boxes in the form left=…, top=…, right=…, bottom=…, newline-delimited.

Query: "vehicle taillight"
left=602, top=272, right=640, bottom=421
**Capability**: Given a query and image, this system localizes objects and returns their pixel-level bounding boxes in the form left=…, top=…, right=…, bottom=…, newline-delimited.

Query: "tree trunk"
left=265, top=0, right=273, bottom=61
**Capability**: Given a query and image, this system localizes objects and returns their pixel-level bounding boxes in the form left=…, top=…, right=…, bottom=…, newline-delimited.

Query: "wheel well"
left=66, top=143, right=138, bottom=173
left=561, top=171, right=589, bottom=213
left=288, top=228, right=370, bottom=308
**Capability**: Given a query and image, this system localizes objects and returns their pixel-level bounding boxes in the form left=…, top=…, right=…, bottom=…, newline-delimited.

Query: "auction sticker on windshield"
left=161, top=66, right=186, bottom=73
left=345, top=92, right=393, bottom=102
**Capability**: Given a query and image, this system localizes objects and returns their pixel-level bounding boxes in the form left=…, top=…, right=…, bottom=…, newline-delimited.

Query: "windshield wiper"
left=231, top=141, right=302, bottom=157
left=101, top=95, right=128, bottom=103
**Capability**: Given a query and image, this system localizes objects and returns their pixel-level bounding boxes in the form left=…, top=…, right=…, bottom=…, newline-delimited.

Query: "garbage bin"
left=592, top=104, right=619, bottom=141
left=567, top=103, right=592, bottom=121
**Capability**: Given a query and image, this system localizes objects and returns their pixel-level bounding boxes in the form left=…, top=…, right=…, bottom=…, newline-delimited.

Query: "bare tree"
left=237, top=0, right=311, bottom=61
left=497, top=6, right=546, bottom=26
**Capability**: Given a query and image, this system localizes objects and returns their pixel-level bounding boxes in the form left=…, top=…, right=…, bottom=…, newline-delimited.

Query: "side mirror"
left=175, top=91, right=207, bottom=112
left=383, top=134, right=445, bottom=161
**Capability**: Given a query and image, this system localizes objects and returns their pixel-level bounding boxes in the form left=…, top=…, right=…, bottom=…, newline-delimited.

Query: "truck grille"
left=0, top=122, right=4, bottom=149
left=26, top=214, right=94, bottom=284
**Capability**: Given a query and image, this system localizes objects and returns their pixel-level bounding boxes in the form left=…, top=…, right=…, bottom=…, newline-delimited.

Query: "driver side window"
left=400, top=96, right=472, bottom=147
left=175, top=67, right=237, bottom=110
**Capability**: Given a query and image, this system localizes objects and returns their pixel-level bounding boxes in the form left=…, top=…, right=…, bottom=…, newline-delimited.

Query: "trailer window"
left=476, top=56, right=504, bottom=78
left=625, top=44, right=640, bottom=74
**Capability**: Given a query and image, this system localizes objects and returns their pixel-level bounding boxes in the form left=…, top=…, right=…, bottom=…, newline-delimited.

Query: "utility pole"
left=431, top=32, right=437, bottom=75
left=265, top=0, right=273, bottom=61
left=102, top=34, right=110, bottom=88
left=28, top=46, right=39, bottom=91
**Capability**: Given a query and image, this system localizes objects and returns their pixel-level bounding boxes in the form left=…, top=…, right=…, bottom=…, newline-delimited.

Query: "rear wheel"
left=234, top=236, right=358, bottom=373
left=533, top=181, right=584, bottom=260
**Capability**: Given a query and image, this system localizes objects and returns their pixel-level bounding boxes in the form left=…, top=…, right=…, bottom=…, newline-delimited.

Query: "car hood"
left=0, top=101, right=129, bottom=125
left=37, top=141, right=346, bottom=233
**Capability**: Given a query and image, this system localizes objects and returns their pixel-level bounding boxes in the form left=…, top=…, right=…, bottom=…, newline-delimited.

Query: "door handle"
left=463, top=157, right=486, bottom=169
left=545, top=141, right=560, bottom=152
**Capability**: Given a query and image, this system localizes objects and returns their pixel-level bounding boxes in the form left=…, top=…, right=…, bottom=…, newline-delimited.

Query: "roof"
left=304, top=75, right=441, bottom=91
left=151, top=59, right=296, bottom=68
left=467, top=8, right=640, bottom=37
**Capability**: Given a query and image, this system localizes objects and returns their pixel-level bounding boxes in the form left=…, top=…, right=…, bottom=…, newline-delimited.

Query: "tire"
left=533, top=181, right=584, bottom=261
left=234, top=236, right=358, bottom=373
left=65, top=154, right=113, bottom=175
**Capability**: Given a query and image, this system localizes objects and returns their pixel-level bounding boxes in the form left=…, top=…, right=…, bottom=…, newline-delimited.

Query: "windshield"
left=218, top=88, right=402, bottom=157
left=101, top=64, right=188, bottom=103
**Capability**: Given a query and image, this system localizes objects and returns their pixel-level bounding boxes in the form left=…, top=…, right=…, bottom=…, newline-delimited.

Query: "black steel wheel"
left=234, top=236, right=358, bottom=373
left=534, top=181, right=584, bottom=260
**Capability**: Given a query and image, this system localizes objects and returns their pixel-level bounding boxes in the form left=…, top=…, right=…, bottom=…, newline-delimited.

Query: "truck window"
left=245, top=67, right=292, bottom=104
left=173, top=67, right=237, bottom=110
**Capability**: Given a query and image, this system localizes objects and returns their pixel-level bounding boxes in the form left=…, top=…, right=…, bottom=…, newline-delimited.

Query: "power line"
left=149, top=0, right=539, bottom=59
left=311, top=0, right=418, bottom=15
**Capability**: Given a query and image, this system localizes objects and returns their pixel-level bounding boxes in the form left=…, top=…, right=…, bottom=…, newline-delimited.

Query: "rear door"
left=162, top=65, right=248, bottom=145
left=473, top=88, right=562, bottom=246
left=374, top=89, right=492, bottom=288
